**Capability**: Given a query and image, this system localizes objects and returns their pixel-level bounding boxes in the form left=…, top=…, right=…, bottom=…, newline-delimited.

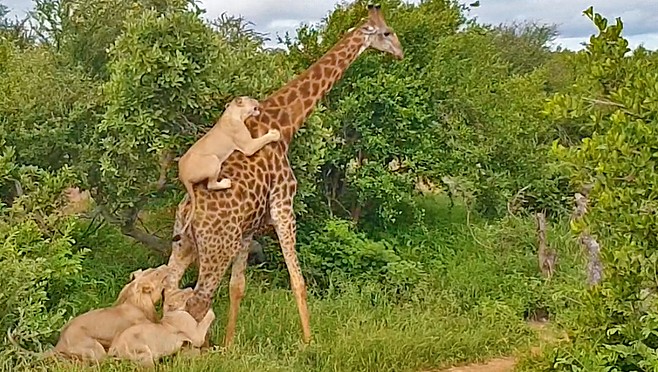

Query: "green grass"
left=14, top=283, right=535, bottom=372
left=2, top=196, right=587, bottom=372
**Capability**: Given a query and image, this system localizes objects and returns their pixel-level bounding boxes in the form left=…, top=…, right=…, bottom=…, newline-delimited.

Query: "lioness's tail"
left=6, top=328, right=56, bottom=359
left=181, top=181, right=196, bottom=233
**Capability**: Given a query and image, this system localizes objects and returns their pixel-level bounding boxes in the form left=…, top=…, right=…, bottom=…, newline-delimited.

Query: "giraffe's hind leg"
left=224, top=238, right=252, bottom=347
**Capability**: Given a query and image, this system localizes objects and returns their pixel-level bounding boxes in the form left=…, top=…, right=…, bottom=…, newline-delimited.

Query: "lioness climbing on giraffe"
left=178, top=96, right=281, bottom=232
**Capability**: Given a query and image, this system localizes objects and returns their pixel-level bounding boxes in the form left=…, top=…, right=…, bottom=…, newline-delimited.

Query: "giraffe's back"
left=189, top=131, right=290, bottom=238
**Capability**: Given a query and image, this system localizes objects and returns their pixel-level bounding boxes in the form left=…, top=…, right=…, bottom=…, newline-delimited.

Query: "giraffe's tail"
left=181, top=181, right=196, bottom=233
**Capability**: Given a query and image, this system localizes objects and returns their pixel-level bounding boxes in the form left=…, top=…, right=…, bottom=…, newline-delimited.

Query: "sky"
left=3, top=0, right=658, bottom=50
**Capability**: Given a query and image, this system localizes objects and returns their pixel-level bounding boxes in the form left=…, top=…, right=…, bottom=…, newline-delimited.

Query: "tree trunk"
left=571, top=190, right=603, bottom=286
left=101, top=207, right=170, bottom=255
left=580, top=234, right=603, bottom=286
left=120, top=224, right=170, bottom=254
left=535, top=211, right=556, bottom=278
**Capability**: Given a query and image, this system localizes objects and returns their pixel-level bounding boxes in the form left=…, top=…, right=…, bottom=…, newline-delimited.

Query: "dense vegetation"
left=1, top=0, right=657, bottom=370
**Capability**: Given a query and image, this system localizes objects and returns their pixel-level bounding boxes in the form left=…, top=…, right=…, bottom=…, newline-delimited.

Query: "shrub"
left=296, top=218, right=425, bottom=292
left=0, top=146, right=88, bottom=360
left=544, top=7, right=658, bottom=370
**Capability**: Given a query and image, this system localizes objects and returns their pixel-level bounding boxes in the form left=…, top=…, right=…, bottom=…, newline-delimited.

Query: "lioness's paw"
left=204, top=308, right=216, bottom=322
left=267, top=129, right=281, bottom=141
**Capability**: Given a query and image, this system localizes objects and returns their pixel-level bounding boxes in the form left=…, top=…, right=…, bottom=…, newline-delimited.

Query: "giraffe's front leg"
left=271, top=205, right=311, bottom=344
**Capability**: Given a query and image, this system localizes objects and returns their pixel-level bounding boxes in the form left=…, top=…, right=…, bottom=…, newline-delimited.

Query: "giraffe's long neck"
left=260, top=28, right=367, bottom=143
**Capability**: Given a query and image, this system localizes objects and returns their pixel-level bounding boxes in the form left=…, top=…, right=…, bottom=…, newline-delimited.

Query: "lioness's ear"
left=130, top=269, right=143, bottom=280
left=235, top=97, right=244, bottom=106
left=141, top=283, right=155, bottom=294
left=225, top=101, right=231, bottom=109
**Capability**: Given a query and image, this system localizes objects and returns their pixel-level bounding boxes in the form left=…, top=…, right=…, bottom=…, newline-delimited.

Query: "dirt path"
left=432, top=320, right=568, bottom=372
left=443, top=357, right=517, bottom=372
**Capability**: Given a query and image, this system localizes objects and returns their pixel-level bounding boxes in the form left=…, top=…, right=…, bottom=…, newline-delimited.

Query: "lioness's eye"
left=384, top=32, right=391, bottom=37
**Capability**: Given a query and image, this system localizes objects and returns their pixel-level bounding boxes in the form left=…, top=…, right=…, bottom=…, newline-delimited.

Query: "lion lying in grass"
left=9, top=265, right=170, bottom=362
left=108, top=287, right=215, bottom=367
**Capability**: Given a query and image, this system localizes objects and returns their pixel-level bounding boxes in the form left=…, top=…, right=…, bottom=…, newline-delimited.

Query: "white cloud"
left=461, top=0, right=658, bottom=50
left=196, top=0, right=658, bottom=50
left=3, top=0, right=656, bottom=50
left=266, top=19, right=303, bottom=30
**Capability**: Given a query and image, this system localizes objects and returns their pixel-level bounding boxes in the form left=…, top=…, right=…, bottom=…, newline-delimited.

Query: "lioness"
left=108, top=287, right=215, bottom=367
left=9, top=265, right=170, bottom=362
left=178, top=96, right=281, bottom=232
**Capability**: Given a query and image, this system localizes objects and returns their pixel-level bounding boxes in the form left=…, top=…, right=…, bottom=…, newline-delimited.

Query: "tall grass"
left=2, top=196, right=587, bottom=372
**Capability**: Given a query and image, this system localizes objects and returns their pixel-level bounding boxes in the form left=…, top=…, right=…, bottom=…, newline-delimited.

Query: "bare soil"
left=443, top=357, right=517, bottom=372
left=430, top=320, right=568, bottom=372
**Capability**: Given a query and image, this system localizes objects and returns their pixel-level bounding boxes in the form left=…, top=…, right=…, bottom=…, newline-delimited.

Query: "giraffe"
left=166, top=3, right=404, bottom=347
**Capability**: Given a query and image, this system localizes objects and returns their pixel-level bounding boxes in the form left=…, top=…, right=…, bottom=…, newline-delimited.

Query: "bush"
left=0, top=147, right=89, bottom=362
left=280, top=0, right=571, bottom=229
left=539, top=7, right=658, bottom=370
left=296, top=218, right=425, bottom=292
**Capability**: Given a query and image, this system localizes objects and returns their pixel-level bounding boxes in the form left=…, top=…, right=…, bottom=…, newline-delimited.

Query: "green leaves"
left=298, top=218, right=424, bottom=290
left=93, top=8, right=223, bottom=213
left=547, top=7, right=658, bottom=370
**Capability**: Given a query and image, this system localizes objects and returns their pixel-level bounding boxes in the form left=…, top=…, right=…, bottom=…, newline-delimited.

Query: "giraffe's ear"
left=361, top=25, right=377, bottom=35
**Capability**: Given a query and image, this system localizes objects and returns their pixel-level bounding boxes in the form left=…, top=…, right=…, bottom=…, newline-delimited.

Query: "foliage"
left=297, top=218, right=425, bottom=291
left=89, top=5, right=297, bottom=228
left=539, top=7, right=658, bottom=371
left=0, top=39, right=100, bottom=175
left=91, top=8, right=225, bottom=213
left=4, top=0, right=657, bottom=370
left=0, top=2, right=31, bottom=46
left=0, top=146, right=89, bottom=362
left=5, top=196, right=582, bottom=372
left=490, top=21, right=558, bottom=75
left=30, top=0, right=193, bottom=78
left=3, top=0, right=572, bottom=241
left=282, top=0, right=570, bottom=227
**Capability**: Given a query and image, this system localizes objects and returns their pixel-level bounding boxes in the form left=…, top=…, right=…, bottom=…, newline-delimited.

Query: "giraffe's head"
left=226, top=96, right=261, bottom=121
left=359, top=4, right=404, bottom=60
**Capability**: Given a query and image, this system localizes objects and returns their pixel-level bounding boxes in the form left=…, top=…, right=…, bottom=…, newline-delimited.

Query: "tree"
left=549, top=7, right=658, bottom=370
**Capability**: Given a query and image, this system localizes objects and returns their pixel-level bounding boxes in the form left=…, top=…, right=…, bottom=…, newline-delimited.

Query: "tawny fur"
left=108, top=287, right=215, bottom=367
left=178, top=96, right=281, bottom=233
left=8, top=265, right=170, bottom=363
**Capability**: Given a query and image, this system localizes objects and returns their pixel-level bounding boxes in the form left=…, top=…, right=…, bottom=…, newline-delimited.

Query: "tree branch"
left=99, top=207, right=169, bottom=255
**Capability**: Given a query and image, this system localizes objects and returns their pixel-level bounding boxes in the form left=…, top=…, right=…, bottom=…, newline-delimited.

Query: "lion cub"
left=108, top=287, right=215, bottom=367
left=178, top=96, right=280, bottom=232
